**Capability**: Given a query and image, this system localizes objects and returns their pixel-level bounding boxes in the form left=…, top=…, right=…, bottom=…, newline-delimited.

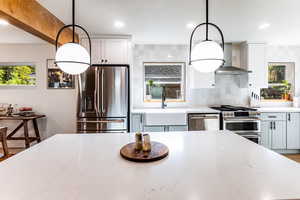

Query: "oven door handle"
left=189, top=116, right=219, bottom=120
left=240, top=134, right=261, bottom=138
left=224, top=119, right=261, bottom=123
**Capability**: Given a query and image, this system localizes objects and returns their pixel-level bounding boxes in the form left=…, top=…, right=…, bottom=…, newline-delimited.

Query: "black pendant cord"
left=206, top=0, right=209, bottom=41
left=72, top=0, right=75, bottom=43
left=55, top=0, right=92, bottom=67
left=188, top=0, right=225, bottom=66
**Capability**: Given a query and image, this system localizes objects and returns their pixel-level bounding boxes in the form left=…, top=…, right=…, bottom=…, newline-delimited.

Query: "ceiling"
left=11, top=0, right=300, bottom=44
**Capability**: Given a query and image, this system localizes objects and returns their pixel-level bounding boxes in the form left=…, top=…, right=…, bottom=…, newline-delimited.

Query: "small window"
left=0, top=63, right=36, bottom=86
left=261, top=62, right=295, bottom=101
left=143, top=62, right=186, bottom=102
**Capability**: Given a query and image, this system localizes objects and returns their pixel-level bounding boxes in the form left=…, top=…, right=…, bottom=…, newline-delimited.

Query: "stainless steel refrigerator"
left=77, top=65, right=130, bottom=133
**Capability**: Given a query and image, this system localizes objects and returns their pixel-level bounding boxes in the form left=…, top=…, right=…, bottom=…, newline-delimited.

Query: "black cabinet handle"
left=270, top=121, right=273, bottom=130
left=274, top=121, right=276, bottom=130
left=101, top=59, right=104, bottom=63
left=105, top=59, right=108, bottom=63
left=288, top=113, right=291, bottom=121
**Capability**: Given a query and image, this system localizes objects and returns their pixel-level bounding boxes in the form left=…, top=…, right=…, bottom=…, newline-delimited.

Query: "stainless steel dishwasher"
left=188, top=114, right=220, bottom=131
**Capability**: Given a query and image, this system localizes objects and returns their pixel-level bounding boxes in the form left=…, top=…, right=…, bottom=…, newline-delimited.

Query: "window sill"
left=261, top=99, right=293, bottom=102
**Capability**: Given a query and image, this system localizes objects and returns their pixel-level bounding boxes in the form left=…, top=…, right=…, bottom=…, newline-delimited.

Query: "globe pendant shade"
left=191, top=40, right=224, bottom=73
left=55, top=43, right=90, bottom=75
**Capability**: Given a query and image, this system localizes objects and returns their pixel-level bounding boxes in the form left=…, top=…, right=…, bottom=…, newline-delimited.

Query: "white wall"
left=0, top=44, right=77, bottom=147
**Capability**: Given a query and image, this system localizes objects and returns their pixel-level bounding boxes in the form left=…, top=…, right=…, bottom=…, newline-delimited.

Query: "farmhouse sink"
left=143, top=108, right=187, bottom=126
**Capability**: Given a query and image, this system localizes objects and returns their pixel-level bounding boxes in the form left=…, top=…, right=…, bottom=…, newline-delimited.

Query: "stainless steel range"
left=210, top=105, right=261, bottom=144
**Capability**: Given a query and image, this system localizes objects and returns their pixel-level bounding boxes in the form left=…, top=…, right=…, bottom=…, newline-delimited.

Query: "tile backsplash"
left=132, top=44, right=250, bottom=108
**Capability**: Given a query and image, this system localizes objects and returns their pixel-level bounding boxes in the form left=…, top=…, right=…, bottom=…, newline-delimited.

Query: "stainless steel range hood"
left=215, top=66, right=251, bottom=75
left=215, top=43, right=252, bottom=75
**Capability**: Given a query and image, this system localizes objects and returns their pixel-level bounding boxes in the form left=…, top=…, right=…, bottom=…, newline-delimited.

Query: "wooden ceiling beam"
left=0, top=0, right=79, bottom=45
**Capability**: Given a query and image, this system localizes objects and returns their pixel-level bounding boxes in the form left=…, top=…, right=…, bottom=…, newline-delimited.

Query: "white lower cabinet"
left=261, top=120, right=287, bottom=150
left=131, top=114, right=143, bottom=132
left=260, top=121, right=272, bottom=149
left=271, top=120, right=287, bottom=150
left=144, top=126, right=165, bottom=132
left=168, top=126, right=188, bottom=132
left=261, top=112, right=300, bottom=151
left=131, top=113, right=188, bottom=132
left=287, top=113, right=300, bottom=149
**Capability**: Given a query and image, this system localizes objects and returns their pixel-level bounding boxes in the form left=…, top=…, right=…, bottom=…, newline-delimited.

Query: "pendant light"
left=189, top=0, right=225, bottom=73
left=55, top=0, right=91, bottom=75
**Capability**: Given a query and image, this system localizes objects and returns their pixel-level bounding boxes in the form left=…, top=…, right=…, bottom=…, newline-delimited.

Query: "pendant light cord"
left=206, top=0, right=209, bottom=41
left=72, top=0, right=75, bottom=43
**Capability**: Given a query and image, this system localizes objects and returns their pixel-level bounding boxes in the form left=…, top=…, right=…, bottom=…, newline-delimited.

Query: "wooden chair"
left=0, top=127, right=9, bottom=158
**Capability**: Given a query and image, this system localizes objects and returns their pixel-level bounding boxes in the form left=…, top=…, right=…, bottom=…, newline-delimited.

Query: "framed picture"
left=47, top=59, right=75, bottom=89
left=0, top=63, right=36, bottom=86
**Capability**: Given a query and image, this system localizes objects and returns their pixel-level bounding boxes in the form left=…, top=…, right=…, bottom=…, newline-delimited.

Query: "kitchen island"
left=0, top=131, right=300, bottom=200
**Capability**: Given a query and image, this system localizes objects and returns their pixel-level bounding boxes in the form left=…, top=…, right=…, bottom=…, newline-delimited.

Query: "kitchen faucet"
left=161, top=86, right=167, bottom=109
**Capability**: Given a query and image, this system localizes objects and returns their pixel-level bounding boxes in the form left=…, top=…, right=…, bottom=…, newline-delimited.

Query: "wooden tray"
left=120, top=142, right=169, bottom=162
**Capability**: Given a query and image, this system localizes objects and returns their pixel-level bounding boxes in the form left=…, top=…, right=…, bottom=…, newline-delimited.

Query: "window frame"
left=143, top=62, right=186, bottom=103
left=261, top=62, right=295, bottom=102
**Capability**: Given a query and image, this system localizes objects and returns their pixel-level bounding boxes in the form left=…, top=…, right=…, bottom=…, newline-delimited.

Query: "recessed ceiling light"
left=259, top=23, right=270, bottom=30
left=186, top=23, right=196, bottom=29
left=114, top=21, right=125, bottom=28
left=0, top=19, right=9, bottom=26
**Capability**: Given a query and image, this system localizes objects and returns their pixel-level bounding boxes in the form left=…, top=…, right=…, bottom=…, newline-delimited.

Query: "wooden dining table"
left=0, top=115, right=46, bottom=148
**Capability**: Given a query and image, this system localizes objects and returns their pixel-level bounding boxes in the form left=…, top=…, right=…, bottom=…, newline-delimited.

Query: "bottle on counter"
left=142, top=134, right=151, bottom=152
left=135, top=132, right=143, bottom=151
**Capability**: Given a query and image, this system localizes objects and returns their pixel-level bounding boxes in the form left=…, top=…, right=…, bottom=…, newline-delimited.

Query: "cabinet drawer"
left=261, top=113, right=286, bottom=121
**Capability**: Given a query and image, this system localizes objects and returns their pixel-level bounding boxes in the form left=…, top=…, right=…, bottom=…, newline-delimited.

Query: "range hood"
left=215, top=66, right=251, bottom=75
left=215, top=43, right=251, bottom=75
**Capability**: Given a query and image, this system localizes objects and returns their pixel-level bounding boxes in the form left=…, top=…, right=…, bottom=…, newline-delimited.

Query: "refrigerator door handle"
left=102, top=68, right=105, bottom=114
left=95, top=68, right=101, bottom=116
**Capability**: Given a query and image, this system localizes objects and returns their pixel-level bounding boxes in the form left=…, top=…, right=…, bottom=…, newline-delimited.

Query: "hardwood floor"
left=284, top=154, right=300, bottom=163
left=0, top=148, right=24, bottom=162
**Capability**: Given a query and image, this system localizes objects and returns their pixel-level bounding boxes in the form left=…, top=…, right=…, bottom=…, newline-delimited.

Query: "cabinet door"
left=287, top=113, right=300, bottom=149
left=271, top=121, right=287, bottom=150
left=168, top=125, right=188, bottom=132
left=260, top=121, right=271, bottom=149
left=81, top=38, right=103, bottom=64
left=247, top=43, right=267, bottom=88
left=103, top=39, right=128, bottom=64
left=131, top=114, right=143, bottom=132
left=144, top=126, right=165, bottom=132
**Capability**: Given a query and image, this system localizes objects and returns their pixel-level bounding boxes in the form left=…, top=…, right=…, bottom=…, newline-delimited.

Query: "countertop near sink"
left=131, top=107, right=221, bottom=114
left=258, top=107, right=300, bottom=113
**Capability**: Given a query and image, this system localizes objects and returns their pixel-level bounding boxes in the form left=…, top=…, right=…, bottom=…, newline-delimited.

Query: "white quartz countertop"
left=132, top=107, right=220, bottom=114
left=258, top=107, right=300, bottom=112
left=1, top=132, right=300, bottom=200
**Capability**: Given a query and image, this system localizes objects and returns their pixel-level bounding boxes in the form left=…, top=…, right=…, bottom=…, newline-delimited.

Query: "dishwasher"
left=188, top=113, right=220, bottom=131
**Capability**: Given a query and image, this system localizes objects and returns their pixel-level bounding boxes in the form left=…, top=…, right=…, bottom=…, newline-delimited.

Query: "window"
left=0, top=63, right=36, bottom=86
left=143, top=62, right=186, bottom=102
left=261, top=62, right=295, bottom=101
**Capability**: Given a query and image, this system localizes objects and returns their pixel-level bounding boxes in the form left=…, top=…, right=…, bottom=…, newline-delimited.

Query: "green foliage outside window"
left=0, top=65, right=36, bottom=86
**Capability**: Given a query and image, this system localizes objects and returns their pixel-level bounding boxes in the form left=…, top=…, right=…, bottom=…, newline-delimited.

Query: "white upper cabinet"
left=81, top=38, right=129, bottom=65
left=240, top=42, right=267, bottom=88
left=103, top=39, right=129, bottom=64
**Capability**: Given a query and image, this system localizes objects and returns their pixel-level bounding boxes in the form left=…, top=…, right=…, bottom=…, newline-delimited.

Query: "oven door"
left=223, top=118, right=260, bottom=133
left=239, top=133, right=261, bottom=144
